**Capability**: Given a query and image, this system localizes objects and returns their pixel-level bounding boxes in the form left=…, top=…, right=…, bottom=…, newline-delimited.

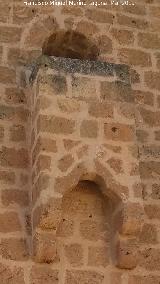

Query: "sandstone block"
left=0, top=212, right=21, bottom=232
left=33, top=232, right=58, bottom=263
left=10, top=125, right=26, bottom=141
left=134, top=90, right=154, bottom=106
left=2, top=189, right=29, bottom=207
left=38, top=74, right=67, bottom=96
left=88, top=101, right=113, bottom=118
left=0, top=146, right=28, bottom=168
left=36, top=154, right=51, bottom=173
left=88, top=246, right=109, bottom=267
left=0, top=238, right=28, bottom=261
left=110, top=272, right=123, bottom=284
left=65, top=270, right=104, bottom=284
left=139, top=248, right=160, bottom=271
left=117, top=14, right=148, bottom=30
left=115, top=237, right=138, bottom=269
left=140, top=161, right=160, bottom=179
left=139, top=145, right=160, bottom=159
left=38, top=115, right=75, bottom=135
left=37, top=136, right=57, bottom=153
left=128, top=275, right=160, bottom=284
left=31, top=266, right=59, bottom=284
left=0, top=263, right=25, bottom=284
left=123, top=4, right=146, bottom=15
left=149, top=6, right=160, bottom=18
left=107, top=158, right=123, bottom=174
left=72, top=76, right=96, bottom=99
left=139, top=223, right=158, bottom=244
left=101, top=80, right=133, bottom=103
left=80, top=219, right=109, bottom=242
left=138, top=32, right=160, bottom=50
left=0, top=170, right=15, bottom=184
left=144, top=204, right=160, bottom=220
left=145, top=71, right=160, bottom=91
left=104, top=123, right=134, bottom=142
left=80, top=120, right=98, bottom=138
left=62, top=7, right=83, bottom=16
left=56, top=219, right=74, bottom=238
left=113, top=202, right=144, bottom=236
left=58, top=98, right=80, bottom=113
left=136, top=129, right=149, bottom=143
left=0, top=3, right=10, bottom=23
left=0, top=26, right=22, bottom=43
left=118, top=48, right=151, bottom=67
left=76, top=21, right=99, bottom=37
left=64, top=243, right=83, bottom=266
left=38, top=197, right=62, bottom=230
left=0, top=67, right=16, bottom=84
left=63, top=139, right=81, bottom=151
left=111, top=28, right=134, bottom=45
left=85, top=9, right=114, bottom=24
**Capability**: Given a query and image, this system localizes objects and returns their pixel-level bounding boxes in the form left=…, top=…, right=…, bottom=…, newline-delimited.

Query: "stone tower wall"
left=0, top=0, right=160, bottom=283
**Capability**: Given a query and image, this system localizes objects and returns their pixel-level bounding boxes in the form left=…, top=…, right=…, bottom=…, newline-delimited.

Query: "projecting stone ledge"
left=28, top=55, right=130, bottom=84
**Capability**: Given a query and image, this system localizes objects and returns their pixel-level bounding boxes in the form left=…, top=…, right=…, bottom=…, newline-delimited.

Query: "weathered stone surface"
left=101, top=80, right=133, bottom=103
left=0, top=238, right=28, bottom=260
left=114, top=203, right=144, bottom=236
left=2, top=189, right=29, bottom=207
left=0, top=263, right=25, bottom=284
left=64, top=243, right=83, bottom=267
left=29, top=55, right=130, bottom=83
left=80, top=120, right=98, bottom=138
left=38, top=74, right=67, bottom=95
left=65, top=270, right=104, bottom=284
left=139, top=223, right=158, bottom=244
left=37, top=115, right=75, bottom=135
left=128, top=275, right=160, bottom=284
left=88, top=246, right=109, bottom=267
left=31, top=266, right=59, bottom=284
left=118, top=48, right=151, bottom=67
left=0, top=212, right=21, bottom=232
left=80, top=219, right=109, bottom=241
left=115, top=237, right=138, bottom=269
left=139, top=248, right=160, bottom=271
left=104, top=123, right=135, bottom=142
left=33, top=232, right=58, bottom=263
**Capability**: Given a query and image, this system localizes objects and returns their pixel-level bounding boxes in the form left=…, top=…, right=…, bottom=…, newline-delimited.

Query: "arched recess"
left=32, top=160, right=144, bottom=271
left=22, top=15, right=99, bottom=60
left=42, top=30, right=99, bottom=60
left=21, top=15, right=100, bottom=87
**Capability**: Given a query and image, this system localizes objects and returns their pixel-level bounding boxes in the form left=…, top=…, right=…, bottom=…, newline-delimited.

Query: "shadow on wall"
left=42, top=30, right=100, bottom=60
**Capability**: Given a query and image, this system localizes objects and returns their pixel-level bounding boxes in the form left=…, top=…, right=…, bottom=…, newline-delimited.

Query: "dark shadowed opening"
left=42, top=30, right=99, bottom=60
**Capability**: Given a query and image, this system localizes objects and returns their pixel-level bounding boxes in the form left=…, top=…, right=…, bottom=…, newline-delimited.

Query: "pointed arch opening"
left=55, top=179, right=112, bottom=272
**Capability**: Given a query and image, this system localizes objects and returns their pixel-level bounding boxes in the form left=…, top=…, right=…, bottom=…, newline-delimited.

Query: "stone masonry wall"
left=0, top=0, right=160, bottom=283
